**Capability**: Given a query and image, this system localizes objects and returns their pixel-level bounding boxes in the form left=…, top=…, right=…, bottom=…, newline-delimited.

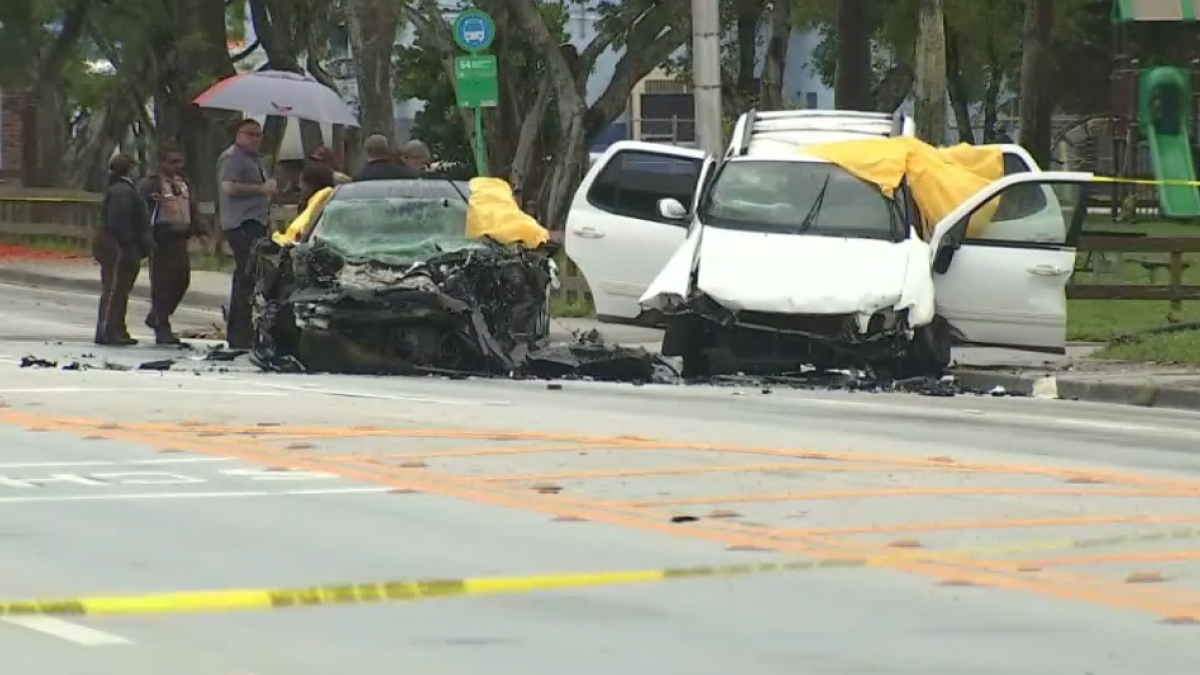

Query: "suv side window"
left=991, top=152, right=1048, bottom=223
left=587, top=151, right=703, bottom=224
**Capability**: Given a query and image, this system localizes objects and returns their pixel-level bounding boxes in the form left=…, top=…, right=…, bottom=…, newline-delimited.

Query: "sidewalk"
left=3, top=258, right=1200, bottom=412
left=0, top=258, right=663, bottom=347
left=0, top=258, right=230, bottom=310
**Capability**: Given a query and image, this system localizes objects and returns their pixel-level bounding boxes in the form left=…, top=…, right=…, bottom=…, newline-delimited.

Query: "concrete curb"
left=0, top=265, right=228, bottom=312
left=952, top=367, right=1200, bottom=413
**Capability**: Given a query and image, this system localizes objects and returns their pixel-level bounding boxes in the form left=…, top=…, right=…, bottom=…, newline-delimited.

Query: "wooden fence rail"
left=1068, top=236, right=1200, bottom=311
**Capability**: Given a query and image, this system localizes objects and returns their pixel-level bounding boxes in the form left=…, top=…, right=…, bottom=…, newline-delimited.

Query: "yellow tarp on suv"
left=466, top=177, right=549, bottom=247
left=805, top=136, right=1005, bottom=240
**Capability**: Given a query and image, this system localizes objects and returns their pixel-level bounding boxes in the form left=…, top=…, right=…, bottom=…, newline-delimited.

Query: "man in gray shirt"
left=217, top=118, right=276, bottom=348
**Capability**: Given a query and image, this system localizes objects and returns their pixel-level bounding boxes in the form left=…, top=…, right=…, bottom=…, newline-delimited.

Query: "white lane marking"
left=0, top=486, right=390, bottom=504
left=0, top=387, right=285, bottom=397
left=0, top=457, right=233, bottom=470
left=783, top=396, right=1200, bottom=440
left=237, top=380, right=511, bottom=407
left=2, top=617, right=132, bottom=646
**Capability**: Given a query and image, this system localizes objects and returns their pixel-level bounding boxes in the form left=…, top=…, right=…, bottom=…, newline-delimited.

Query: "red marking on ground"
left=0, top=243, right=80, bottom=260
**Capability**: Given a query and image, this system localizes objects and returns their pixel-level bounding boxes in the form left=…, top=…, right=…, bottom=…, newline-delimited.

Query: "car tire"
left=903, top=318, right=952, bottom=377
left=671, top=316, right=712, bottom=380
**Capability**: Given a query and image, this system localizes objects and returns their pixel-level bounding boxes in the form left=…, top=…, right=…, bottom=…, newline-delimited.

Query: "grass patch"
left=1068, top=217, right=1200, bottom=342
left=1094, top=330, right=1200, bottom=366
left=550, top=293, right=595, bottom=319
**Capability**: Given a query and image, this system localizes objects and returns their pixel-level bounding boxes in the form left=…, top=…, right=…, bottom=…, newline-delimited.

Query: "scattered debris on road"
left=19, top=356, right=57, bottom=369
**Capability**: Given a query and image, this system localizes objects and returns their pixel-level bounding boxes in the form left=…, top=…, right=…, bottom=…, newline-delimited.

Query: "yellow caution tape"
left=1091, top=175, right=1200, bottom=187
left=3, top=524, right=1199, bottom=617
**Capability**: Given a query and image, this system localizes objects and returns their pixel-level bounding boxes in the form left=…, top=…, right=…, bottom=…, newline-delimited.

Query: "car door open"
left=564, top=142, right=705, bottom=323
left=928, top=173, right=1093, bottom=353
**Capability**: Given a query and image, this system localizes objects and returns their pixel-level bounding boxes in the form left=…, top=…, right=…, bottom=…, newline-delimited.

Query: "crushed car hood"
left=693, top=227, right=916, bottom=315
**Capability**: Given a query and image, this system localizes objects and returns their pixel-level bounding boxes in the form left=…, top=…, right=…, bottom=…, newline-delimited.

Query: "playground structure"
left=1053, top=0, right=1200, bottom=220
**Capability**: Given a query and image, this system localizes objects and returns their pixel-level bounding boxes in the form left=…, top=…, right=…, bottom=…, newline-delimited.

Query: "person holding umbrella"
left=95, top=154, right=151, bottom=346
left=217, top=118, right=276, bottom=349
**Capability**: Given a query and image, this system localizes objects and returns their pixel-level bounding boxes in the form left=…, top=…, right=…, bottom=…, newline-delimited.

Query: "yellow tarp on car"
left=465, top=177, right=549, bottom=247
left=805, top=136, right=1005, bottom=240
left=273, top=186, right=334, bottom=246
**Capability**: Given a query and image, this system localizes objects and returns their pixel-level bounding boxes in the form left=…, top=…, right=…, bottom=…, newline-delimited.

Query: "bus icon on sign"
left=462, top=17, right=487, bottom=45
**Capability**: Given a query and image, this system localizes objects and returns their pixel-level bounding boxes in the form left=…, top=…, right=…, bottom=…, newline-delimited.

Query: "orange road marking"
left=620, top=487, right=1200, bottom=507
left=785, top=514, right=1200, bottom=536
left=1016, top=549, right=1200, bottom=567
left=31, top=417, right=1200, bottom=491
left=471, top=462, right=977, bottom=482
left=2, top=410, right=1199, bottom=621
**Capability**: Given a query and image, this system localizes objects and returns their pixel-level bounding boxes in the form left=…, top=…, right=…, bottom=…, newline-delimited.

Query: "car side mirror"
left=933, top=244, right=956, bottom=274
left=657, top=198, right=688, bottom=221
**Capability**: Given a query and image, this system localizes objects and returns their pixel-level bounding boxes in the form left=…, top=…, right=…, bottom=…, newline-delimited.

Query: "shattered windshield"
left=701, top=160, right=902, bottom=240
left=311, top=180, right=481, bottom=263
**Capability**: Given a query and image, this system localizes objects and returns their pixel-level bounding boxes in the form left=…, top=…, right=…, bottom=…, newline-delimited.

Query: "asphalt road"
left=1, top=282, right=1199, bottom=674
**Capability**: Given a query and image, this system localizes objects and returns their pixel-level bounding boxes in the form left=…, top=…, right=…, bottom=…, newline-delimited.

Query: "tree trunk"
left=23, top=0, right=93, bottom=187
left=944, top=20, right=975, bottom=145
left=834, top=0, right=872, bottom=110
left=299, top=120, right=325, bottom=158
left=982, top=49, right=1002, bottom=143
left=347, top=0, right=402, bottom=141
left=735, top=0, right=760, bottom=110
left=511, top=79, right=554, bottom=200
left=510, top=0, right=589, bottom=229
left=759, top=0, right=791, bottom=110
left=158, top=0, right=238, bottom=219
left=1018, top=0, right=1054, bottom=167
left=873, top=64, right=914, bottom=113
left=914, top=0, right=947, bottom=145
left=261, top=116, right=288, bottom=171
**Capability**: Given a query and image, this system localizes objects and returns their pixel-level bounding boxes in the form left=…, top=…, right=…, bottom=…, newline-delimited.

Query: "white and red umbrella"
left=192, top=70, right=359, bottom=127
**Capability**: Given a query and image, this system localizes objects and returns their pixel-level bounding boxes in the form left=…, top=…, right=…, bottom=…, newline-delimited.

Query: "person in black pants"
left=138, top=144, right=202, bottom=345
left=217, top=119, right=276, bottom=348
left=95, top=154, right=150, bottom=346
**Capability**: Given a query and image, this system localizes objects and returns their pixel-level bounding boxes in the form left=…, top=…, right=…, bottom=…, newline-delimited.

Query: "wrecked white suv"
left=566, top=110, right=1094, bottom=377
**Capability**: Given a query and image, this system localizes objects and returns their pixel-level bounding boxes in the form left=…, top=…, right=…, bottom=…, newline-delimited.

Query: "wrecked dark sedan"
left=249, top=178, right=559, bottom=376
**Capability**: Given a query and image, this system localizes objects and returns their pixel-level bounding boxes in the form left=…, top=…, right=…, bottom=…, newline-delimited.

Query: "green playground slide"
left=1139, top=66, right=1200, bottom=220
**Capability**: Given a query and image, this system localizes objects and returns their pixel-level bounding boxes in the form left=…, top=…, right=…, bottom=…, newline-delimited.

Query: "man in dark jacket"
left=354, top=134, right=416, bottom=181
left=95, top=154, right=150, bottom=346
left=138, top=144, right=202, bottom=345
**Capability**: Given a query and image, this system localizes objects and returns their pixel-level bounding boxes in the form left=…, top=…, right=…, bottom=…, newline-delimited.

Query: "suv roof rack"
left=736, top=108, right=758, bottom=156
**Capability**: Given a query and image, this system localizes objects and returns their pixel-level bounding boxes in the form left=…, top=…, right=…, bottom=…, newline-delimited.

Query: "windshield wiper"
left=797, top=175, right=831, bottom=234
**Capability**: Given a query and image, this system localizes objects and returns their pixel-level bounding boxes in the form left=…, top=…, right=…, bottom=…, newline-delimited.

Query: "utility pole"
left=692, top=0, right=723, bottom=155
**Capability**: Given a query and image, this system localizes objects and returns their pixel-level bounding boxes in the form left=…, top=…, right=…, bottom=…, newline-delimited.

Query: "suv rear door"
left=565, top=142, right=705, bottom=322
left=928, top=173, right=1093, bottom=353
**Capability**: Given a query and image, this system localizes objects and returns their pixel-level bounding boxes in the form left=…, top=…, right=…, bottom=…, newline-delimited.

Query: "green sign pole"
left=453, top=8, right=498, bottom=177
left=473, top=109, right=487, bottom=177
